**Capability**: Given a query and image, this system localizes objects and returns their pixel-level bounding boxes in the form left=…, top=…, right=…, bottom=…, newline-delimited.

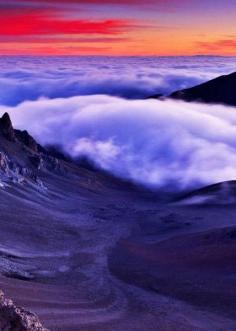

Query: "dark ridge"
left=45, top=144, right=71, bottom=162
left=169, top=71, right=236, bottom=107
left=0, top=112, right=15, bottom=141
left=175, top=180, right=236, bottom=205
left=15, top=129, right=39, bottom=153
left=76, top=156, right=100, bottom=172
left=0, top=113, right=61, bottom=158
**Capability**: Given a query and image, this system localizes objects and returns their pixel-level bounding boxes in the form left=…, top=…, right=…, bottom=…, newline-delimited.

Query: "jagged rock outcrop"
left=0, top=150, right=44, bottom=187
left=170, top=71, right=236, bottom=107
left=0, top=290, right=48, bottom=331
left=0, top=112, right=65, bottom=188
left=0, top=113, right=15, bottom=142
left=0, top=151, right=25, bottom=185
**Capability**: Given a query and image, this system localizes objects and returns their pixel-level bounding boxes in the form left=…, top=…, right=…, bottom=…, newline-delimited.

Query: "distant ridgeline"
left=151, top=72, right=236, bottom=107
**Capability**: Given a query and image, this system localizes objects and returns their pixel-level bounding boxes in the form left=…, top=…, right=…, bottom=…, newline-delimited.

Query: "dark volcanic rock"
left=45, top=145, right=70, bottom=162
left=0, top=113, right=44, bottom=153
left=0, top=113, right=65, bottom=187
left=29, top=155, right=43, bottom=169
left=15, top=130, right=39, bottom=153
left=0, top=113, right=16, bottom=141
left=170, top=71, right=236, bottom=107
left=0, top=290, right=48, bottom=331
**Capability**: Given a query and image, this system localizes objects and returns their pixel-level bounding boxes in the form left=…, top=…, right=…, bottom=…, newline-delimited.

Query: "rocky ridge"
left=0, top=112, right=65, bottom=188
left=0, top=290, right=48, bottom=331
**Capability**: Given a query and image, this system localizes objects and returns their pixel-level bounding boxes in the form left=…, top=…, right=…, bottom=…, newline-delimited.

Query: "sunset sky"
left=0, top=0, right=235, bottom=56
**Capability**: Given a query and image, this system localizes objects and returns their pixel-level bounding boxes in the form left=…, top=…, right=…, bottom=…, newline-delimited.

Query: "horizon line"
left=0, top=54, right=235, bottom=57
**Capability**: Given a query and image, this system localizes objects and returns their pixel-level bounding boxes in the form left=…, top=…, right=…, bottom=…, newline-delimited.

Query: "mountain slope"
left=169, top=71, right=236, bottom=106
left=1, top=113, right=236, bottom=330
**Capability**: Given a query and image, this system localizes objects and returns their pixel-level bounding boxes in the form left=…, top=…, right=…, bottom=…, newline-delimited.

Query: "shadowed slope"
left=169, top=72, right=236, bottom=106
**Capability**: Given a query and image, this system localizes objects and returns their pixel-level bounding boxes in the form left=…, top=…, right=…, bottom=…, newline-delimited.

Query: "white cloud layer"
left=0, top=56, right=235, bottom=105
left=2, top=95, right=236, bottom=191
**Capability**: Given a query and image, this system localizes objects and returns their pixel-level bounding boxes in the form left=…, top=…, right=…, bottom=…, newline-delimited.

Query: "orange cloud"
left=197, top=39, right=236, bottom=51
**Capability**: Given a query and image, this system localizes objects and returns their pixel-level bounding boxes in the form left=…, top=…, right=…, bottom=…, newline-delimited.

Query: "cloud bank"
left=3, top=95, right=236, bottom=191
left=0, top=56, right=235, bottom=106
left=0, top=56, right=236, bottom=191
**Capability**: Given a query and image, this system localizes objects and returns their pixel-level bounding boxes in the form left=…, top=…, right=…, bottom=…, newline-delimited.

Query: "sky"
left=0, top=0, right=235, bottom=56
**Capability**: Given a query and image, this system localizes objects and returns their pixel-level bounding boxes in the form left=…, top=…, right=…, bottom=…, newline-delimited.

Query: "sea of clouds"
left=3, top=95, right=236, bottom=191
left=0, top=56, right=236, bottom=105
left=0, top=56, right=236, bottom=191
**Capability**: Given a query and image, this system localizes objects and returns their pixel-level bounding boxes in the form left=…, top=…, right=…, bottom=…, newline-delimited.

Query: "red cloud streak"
left=0, top=10, right=133, bottom=36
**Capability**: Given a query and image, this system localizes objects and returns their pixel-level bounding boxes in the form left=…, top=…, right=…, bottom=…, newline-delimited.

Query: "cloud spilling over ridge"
left=3, top=95, right=236, bottom=191
left=0, top=56, right=235, bottom=106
